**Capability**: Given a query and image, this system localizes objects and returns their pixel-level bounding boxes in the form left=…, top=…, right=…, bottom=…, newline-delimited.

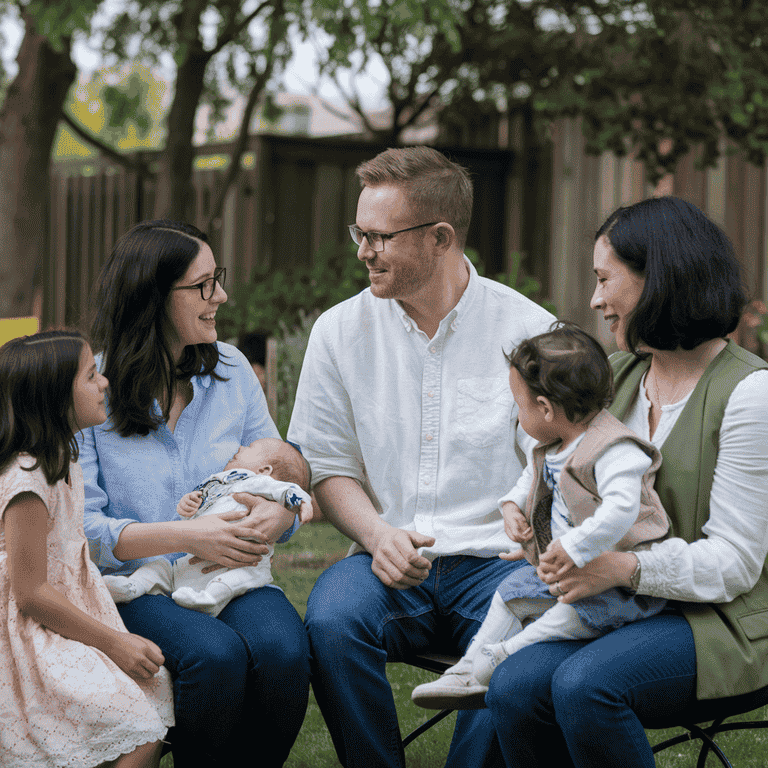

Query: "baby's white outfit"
left=103, top=470, right=310, bottom=617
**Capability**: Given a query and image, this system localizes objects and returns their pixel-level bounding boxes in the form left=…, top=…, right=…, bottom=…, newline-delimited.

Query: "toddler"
left=412, top=322, right=669, bottom=709
left=104, top=437, right=312, bottom=617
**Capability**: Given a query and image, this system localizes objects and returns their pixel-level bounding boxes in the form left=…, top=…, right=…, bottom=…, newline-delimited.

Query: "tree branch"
left=211, top=0, right=273, bottom=55
left=59, top=110, right=153, bottom=176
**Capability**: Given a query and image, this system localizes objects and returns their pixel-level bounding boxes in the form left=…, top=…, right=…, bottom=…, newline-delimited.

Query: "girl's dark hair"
left=90, top=219, right=226, bottom=437
left=0, top=330, right=87, bottom=484
left=596, top=196, right=748, bottom=355
left=506, top=322, right=613, bottom=423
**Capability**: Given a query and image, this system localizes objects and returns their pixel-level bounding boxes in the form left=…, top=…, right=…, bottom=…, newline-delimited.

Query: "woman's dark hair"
left=0, top=330, right=87, bottom=484
left=505, top=322, right=613, bottom=423
left=90, top=219, right=227, bottom=437
left=596, top=196, right=748, bottom=354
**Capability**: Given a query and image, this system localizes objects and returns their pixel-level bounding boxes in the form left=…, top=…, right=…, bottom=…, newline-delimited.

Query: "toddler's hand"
left=502, top=501, right=532, bottom=544
left=537, top=539, right=575, bottom=580
left=177, top=490, right=202, bottom=518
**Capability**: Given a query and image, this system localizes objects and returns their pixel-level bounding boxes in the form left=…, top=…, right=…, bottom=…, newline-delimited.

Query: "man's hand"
left=370, top=527, right=435, bottom=589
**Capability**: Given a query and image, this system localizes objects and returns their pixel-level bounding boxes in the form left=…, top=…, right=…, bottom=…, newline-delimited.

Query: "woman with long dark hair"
left=78, top=220, right=310, bottom=767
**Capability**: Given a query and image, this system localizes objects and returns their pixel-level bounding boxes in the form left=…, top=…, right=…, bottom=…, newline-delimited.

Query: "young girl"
left=412, top=322, right=669, bottom=709
left=0, top=331, right=174, bottom=768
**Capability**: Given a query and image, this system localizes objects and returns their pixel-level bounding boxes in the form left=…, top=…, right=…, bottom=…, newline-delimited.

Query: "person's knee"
left=305, top=557, right=374, bottom=637
left=183, top=629, right=250, bottom=691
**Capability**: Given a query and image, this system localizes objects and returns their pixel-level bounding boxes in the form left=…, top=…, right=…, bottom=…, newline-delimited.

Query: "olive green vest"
left=610, top=340, right=768, bottom=699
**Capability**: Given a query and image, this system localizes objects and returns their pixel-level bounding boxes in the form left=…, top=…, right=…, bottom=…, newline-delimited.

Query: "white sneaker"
left=473, top=643, right=509, bottom=686
left=411, top=671, right=489, bottom=710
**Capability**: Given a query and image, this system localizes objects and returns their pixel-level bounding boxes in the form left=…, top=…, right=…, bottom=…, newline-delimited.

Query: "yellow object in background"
left=0, top=317, right=40, bottom=347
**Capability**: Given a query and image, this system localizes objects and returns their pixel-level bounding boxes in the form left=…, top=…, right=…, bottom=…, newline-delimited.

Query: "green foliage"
left=466, top=248, right=557, bottom=316
left=308, top=0, right=768, bottom=180
left=274, top=309, right=321, bottom=437
left=25, top=0, right=101, bottom=51
left=217, top=240, right=369, bottom=342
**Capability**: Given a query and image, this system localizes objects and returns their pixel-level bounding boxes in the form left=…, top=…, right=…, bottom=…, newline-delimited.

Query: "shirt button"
left=425, top=434, right=433, bottom=441
left=427, top=391, right=434, bottom=398
left=430, top=346, right=437, bottom=354
left=424, top=478, right=430, bottom=486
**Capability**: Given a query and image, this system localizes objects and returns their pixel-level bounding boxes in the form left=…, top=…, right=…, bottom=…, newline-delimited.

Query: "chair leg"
left=402, top=709, right=454, bottom=749
left=687, top=722, right=732, bottom=768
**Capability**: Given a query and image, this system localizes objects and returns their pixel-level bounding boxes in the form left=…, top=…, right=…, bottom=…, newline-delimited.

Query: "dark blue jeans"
left=117, top=586, right=310, bottom=768
left=486, top=611, right=699, bottom=767
left=305, top=552, right=525, bottom=768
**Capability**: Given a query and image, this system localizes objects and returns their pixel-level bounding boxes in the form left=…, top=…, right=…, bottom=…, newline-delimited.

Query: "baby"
left=412, top=322, right=669, bottom=709
left=104, top=438, right=312, bottom=617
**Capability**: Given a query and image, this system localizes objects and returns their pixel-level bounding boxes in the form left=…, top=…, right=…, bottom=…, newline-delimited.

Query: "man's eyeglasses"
left=348, top=222, right=439, bottom=252
left=171, top=267, right=227, bottom=300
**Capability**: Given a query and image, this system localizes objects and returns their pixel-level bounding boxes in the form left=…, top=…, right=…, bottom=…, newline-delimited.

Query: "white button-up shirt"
left=288, top=258, right=554, bottom=559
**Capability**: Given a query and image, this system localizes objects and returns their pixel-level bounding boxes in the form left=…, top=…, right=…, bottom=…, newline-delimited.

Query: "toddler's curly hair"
left=505, top=321, right=613, bottom=423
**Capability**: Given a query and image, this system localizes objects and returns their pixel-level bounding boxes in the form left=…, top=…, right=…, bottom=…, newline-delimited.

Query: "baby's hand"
left=502, top=501, right=533, bottom=544
left=177, top=490, right=202, bottom=518
left=537, top=539, right=575, bottom=580
left=297, top=499, right=313, bottom=525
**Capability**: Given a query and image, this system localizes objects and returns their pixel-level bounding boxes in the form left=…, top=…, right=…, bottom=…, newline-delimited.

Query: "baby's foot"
left=473, top=643, right=510, bottom=686
left=411, top=671, right=488, bottom=710
left=172, top=586, right=221, bottom=615
left=102, top=575, right=139, bottom=603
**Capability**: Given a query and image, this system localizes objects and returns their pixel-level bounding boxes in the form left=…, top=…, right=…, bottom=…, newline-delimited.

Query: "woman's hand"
left=104, top=631, right=165, bottom=680
left=183, top=511, right=270, bottom=570
left=541, top=550, right=637, bottom=603
left=231, top=493, right=296, bottom=543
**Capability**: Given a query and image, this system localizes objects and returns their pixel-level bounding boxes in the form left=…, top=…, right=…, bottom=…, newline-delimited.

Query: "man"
left=288, top=146, right=555, bottom=767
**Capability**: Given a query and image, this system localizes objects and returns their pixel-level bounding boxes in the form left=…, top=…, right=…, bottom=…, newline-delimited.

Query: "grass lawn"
left=161, top=521, right=768, bottom=767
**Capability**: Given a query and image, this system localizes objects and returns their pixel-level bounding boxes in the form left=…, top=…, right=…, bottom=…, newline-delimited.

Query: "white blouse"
left=625, top=369, right=768, bottom=602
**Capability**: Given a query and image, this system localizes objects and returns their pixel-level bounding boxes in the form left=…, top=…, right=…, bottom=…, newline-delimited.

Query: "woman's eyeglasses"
left=171, top=267, right=227, bottom=300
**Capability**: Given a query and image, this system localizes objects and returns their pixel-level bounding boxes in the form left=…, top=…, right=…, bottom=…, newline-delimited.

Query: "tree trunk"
left=153, top=44, right=210, bottom=222
left=0, top=19, right=76, bottom=319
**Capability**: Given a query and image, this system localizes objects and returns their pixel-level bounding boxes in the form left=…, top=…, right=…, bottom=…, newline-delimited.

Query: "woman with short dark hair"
left=486, top=196, right=768, bottom=768
left=78, top=220, right=310, bottom=768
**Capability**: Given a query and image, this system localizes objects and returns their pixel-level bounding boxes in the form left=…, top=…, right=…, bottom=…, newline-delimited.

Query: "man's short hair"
left=505, top=322, right=613, bottom=424
left=356, top=146, right=473, bottom=248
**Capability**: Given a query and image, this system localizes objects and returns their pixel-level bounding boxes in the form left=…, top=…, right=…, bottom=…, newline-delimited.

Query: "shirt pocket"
left=455, top=376, right=515, bottom=448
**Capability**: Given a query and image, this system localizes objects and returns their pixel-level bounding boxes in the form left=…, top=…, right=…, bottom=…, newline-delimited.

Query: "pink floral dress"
left=0, top=455, right=174, bottom=768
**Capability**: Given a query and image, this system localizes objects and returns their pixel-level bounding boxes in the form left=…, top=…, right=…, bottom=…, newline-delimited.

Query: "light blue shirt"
left=78, top=342, right=295, bottom=576
left=288, top=257, right=555, bottom=559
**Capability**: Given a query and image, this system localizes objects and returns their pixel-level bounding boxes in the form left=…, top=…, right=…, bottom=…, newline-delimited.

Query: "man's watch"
left=627, top=554, right=642, bottom=595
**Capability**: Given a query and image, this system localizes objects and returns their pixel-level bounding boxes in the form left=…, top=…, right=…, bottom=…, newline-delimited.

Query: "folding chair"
left=400, top=653, right=458, bottom=749
left=401, top=653, right=768, bottom=766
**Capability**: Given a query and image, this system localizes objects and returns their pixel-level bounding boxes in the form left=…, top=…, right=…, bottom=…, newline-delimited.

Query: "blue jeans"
left=118, top=586, right=310, bottom=768
left=486, top=611, right=699, bottom=767
left=305, top=552, right=524, bottom=768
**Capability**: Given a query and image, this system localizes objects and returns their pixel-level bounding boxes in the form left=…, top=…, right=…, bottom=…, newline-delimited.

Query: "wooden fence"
left=41, top=125, right=768, bottom=355
left=549, top=119, right=768, bottom=354
left=42, top=135, right=548, bottom=332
